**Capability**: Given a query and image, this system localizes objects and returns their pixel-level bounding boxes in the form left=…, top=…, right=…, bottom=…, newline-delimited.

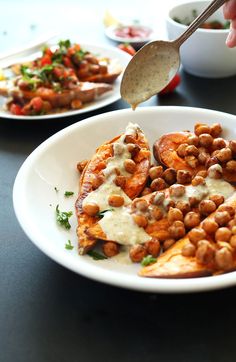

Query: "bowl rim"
left=166, top=0, right=230, bottom=34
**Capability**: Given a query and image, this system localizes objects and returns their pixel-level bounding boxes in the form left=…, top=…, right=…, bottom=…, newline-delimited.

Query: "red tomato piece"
left=117, top=43, right=136, bottom=56
left=30, top=97, right=43, bottom=112
left=9, top=103, right=24, bottom=115
left=40, top=54, right=52, bottom=66
left=159, top=73, right=181, bottom=95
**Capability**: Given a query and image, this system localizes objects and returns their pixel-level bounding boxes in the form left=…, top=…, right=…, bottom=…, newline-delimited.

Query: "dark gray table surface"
left=1, top=2, right=236, bottom=362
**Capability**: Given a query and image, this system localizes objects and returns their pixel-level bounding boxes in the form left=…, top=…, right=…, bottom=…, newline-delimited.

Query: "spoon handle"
left=173, top=0, right=227, bottom=48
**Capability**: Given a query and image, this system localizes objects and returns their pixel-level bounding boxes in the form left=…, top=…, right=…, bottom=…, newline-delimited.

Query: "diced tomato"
left=117, top=43, right=136, bottom=56
left=63, top=56, right=73, bottom=68
left=53, top=66, right=64, bottom=79
left=9, top=103, right=25, bottom=116
left=30, top=97, right=43, bottom=112
left=40, top=54, right=52, bottom=66
left=159, top=73, right=181, bottom=95
left=43, top=47, right=53, bottom=57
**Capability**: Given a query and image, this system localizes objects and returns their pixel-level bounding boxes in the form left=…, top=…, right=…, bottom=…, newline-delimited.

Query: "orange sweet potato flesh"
left=154, top=132, right=236, bottom=183
left=75, top=127, right=151, bottom=254
left=139, top=192, right=236, bottom=278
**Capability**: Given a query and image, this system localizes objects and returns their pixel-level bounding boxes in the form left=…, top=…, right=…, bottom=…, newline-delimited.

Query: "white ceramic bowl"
left=166, top=0, right=236, bottom=78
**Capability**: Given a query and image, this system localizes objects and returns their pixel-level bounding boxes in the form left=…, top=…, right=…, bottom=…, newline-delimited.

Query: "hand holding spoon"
left=120, top=0, right=227, bottom=109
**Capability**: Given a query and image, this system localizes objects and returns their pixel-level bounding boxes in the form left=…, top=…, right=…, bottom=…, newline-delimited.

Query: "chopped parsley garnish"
left=87, top=250, right=108, bottom=260
left=56, top=204, right=73, bottom=229
left=96, top=209, right=113, bottom=218
left=64, top=191, right=74, bottom=197
left=65, top=240, right=74, bottom=250
left=141, top=255, right=157, bottom=267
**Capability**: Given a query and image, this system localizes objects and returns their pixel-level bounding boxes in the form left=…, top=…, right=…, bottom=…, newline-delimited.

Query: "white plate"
left=0, top=44, right=131, bottom=120
left=13, top=106, right=236, bottom=293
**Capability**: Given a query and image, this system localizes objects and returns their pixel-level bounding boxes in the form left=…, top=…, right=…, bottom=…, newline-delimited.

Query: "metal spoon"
left=120, top=0, right=227, bottom=109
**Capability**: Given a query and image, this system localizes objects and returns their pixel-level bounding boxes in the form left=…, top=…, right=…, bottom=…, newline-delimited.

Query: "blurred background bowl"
left=166, top=0, right=236, bottom=78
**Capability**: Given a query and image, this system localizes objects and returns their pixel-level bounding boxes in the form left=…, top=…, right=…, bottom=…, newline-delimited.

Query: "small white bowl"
left=105, top=24, right=153, bottom=48
left=166, top=0, right=236, bottom=78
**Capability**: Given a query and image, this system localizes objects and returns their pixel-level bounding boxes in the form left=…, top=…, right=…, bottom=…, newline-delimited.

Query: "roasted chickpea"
left=205, top=156, right=219, bottom=169
left=215, top=247, right=233, bottom=270
left=215, top=227, right=232, bottom=242
left=189, top=196, right=200, bottom=207
left=102, top=241, right=119, bottom=257
left=168, top=220, right=186, bottom=239
left=199, top=133, right=213, bottom=148
left=175, top=200, right=191, bottom=215
left=230, top=235, right=236, bottom=249
left=210, top=123, right=222, bottom=138
left=150, top=178, right=167, bottom=191
left=209, top=194, right=224, bottom=207
left=232, top=225, right=236, bottom=234
left=164, top=199, right=176, bottom=211
left=132, top=214, right=148, bottom=228
left=185, top=155, right=199, bottom=168
left=176, top=143, right=188, bottom=158
left=167, top=207, right=184, bottom=224
left=108, top=194, right=124, bottom=207
left=114, top=175, right=126, bottom=189
left=185, top=145, right=199, bottom=157
left=194, top=124, right=211, bottom=136
left=216, top=147, right=232, bottom=163
left=149, top=165, right=163, bottom=180
left=182, top=243, right=196, bottom=257
left=145, top=238, right=161, bottom=257
left=163, top=238, right=176, bottom=251
left=149, top=206, right=163, bottom=221
left=198, top=151, right=210, bottom=165
left=189, top=228, right=207, bottom=245
left=82, top=202, right=99, bottom=216
left=169, top=184, right=186, bottom=197
left=176, top=170, right=192, bottom=184
left=132, top=198, right=149, bottom=212
left=218, top=205, right=235, bottom=217
left=187, top=135, right=199, bottom=146
left=199, top=200, right=217, bottom=216
left=124, top=159, right=136, bottom=174
left=207, top=164, right=223, bottom=179
left=226, top=160, right=236, bottom=172
left=191, top=176, right=205, bottom=186
left=150, top=191, right=165, bottom=205
left=196, top=240, right=215, bottom=264
left=202, top=219, right=219, bottom=235
left=162, top=168, right=177, bottom=185
left=77, top=159, right=88, bottom=173
left=212, top=137, right=227, bottom=151
left=124, top=134, right=136, bottom=144
left=229, top=140, right=236, bottom=155
left=184, top=212, right=201, bottom=229
left=228, top=221, right=236, bottom=230
left=129, top=244, right=147, bottom=263
left=215, top=211, right=231, bottom=226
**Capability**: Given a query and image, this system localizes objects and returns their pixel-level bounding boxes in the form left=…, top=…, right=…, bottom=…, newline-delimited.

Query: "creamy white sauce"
left=82, top=122, right=151, bottom=246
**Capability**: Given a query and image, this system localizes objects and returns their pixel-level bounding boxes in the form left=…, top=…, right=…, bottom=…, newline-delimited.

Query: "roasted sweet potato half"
left=75, top=124, right=151, bottom=254
left=153, top=131, right=236, bottom=183
left=140, top=192, right=236, bottom=278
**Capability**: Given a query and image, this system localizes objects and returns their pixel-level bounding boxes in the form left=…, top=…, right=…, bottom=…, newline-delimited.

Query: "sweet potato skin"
left=140, top=192, right=236, bottom=278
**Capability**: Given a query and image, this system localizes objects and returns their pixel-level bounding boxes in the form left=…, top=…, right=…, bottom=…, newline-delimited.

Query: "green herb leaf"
left=96, top=209, right=114, bottom=218
left=64, top=191, right=74, bottom=197
left=87, top=250, right=108, bottom=260
left=65, top=240, right=74, bottom=250
left=56, top=204, right=73, bottom=229
left=141, top=255, right=157, bottom=267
